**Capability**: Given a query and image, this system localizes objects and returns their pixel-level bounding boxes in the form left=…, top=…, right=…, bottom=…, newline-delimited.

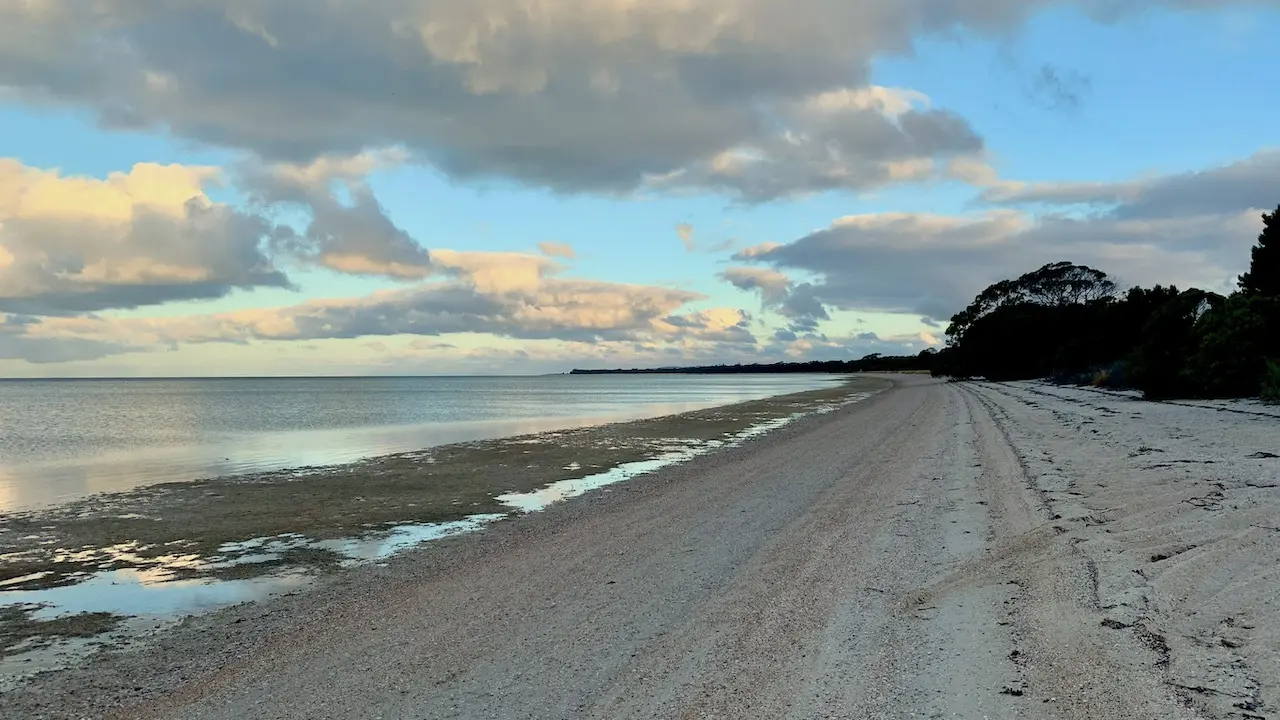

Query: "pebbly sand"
left=1, top=375, right=1277, bottom=718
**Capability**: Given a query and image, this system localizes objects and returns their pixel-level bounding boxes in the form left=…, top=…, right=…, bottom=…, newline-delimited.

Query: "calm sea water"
left=0, top=374, right=839, bottom=511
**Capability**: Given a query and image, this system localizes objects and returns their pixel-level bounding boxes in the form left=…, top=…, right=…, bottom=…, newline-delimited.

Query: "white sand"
left=968, top=380, right=1279, bottom=717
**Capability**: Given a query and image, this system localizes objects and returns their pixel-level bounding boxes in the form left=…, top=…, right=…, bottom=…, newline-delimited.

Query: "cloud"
left=676, top=223, right=696, bottom=251
left=428, top=250, right=562, bottom=293
left=737, top=151, right=1276, bottom=324
left=244, top=150, right=433, bottom=279
left=720, top=266, right=829, bottom=335
left=646, top=86, right=989, bottom=201
left=0, top=159, right=289, bottom=315
left=3, top=259, right=763, bottom=363
left=721, top=267, right=792, bottom=304
left=0, top=317, right=137, bottom=363
left=537, top=242, right=576, bottom=259
left=0, top=1, right=1069, bottom=199
left=981, top=149, right=1280, bottom=219
left=657, top=307, right=756, bottom=344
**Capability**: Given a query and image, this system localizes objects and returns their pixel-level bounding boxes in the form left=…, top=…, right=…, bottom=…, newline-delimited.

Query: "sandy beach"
left=2, top=374, right=1278, bottom=719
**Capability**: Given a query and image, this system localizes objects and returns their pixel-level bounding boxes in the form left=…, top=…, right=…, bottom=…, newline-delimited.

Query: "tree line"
left=571, top=204, right=1277, bottom=401
left=569, top=353, right=930, bottom=376
left=930, top=203, right=1280, bottom=402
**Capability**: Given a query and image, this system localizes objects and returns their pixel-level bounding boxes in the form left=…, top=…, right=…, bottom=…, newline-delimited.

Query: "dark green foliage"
left=1262, top=360, right=1280, bottom=405
left=935, top=262, right=1120, bottom=381
left=1189, top=295, right=1280, bottom=398
left=1128, top=290, right=1221, bottom=399
left=935, top=211, right=1280, bottom=401
left=946, top=262, right=1116, bottom=342
left=1239, top=205, right=1280, bottom=298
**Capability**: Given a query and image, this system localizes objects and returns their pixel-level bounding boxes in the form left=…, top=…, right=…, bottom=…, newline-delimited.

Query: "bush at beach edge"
left=1263, top=359, right=1280, bottom=405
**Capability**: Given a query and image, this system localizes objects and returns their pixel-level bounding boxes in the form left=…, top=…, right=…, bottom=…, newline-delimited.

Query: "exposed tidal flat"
left=0, top=375, right=887, bottom=674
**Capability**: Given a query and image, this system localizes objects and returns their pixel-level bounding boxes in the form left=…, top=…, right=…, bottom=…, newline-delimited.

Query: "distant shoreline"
left=570, top=355, right=931, bottom=375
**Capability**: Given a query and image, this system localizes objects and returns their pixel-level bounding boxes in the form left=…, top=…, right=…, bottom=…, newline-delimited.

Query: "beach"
left=2, top=375, right=1278, bottom=718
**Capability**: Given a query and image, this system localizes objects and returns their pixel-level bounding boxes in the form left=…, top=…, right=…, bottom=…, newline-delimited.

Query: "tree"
left=1129, top=289, right=1223, bottom=399
left=1190, top=294, right=1280, bottom=398
left=946, top=262, right=1116, bottom=341
left=1239, top=204, right=1280, bottom=298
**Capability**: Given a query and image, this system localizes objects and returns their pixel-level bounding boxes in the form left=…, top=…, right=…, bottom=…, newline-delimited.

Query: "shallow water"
left=0, top=387, right=876, bottom=685
left=3, top=568, right=312, bottom=620
left=6, top=395, right=872, bottom=622
left=0, top=374, right=840, bottom=511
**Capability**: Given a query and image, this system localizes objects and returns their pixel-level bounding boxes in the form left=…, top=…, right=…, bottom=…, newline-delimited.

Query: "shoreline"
left=0, top=376, right=1276, bottom=718
left=0, top=375, right=890, bottom=679
left=1, top=374, right=846, bottom=514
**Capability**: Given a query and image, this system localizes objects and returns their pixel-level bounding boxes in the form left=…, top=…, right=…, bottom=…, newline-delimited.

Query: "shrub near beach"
left=932, top=203, right=1280, bottom=401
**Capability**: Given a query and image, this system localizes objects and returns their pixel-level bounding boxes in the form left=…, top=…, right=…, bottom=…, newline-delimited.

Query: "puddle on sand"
left=495, top=406, right=841, bottom=513
left=215, top=513, right=511, bottom=567
left=0, top=568, right=312, bottom=690
left=2, top=567, right=311, bottom=620
left=498, top=452, right=691, bottom=513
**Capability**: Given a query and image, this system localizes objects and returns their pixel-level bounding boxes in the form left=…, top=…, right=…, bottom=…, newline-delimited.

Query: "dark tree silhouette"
left=946, top=262, right=1116, bottom=341
left=1239, top=204, right=1280, bottom=297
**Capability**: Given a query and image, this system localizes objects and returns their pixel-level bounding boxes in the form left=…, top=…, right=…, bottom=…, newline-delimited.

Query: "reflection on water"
left=2, top=403, right=861, bottom=622
left=0, top=375, right=840, bottom=511
left=496, top=412, right=809, bottom=512
left=216, top=513, right=511, bottom=567
left=0, top=388, right=875, bottom=684
left=4, top=568, right=312, bottom=619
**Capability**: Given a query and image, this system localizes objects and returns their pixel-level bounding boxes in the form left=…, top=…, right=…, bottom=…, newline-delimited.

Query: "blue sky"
left=0, top=1, right=1277, bottom=376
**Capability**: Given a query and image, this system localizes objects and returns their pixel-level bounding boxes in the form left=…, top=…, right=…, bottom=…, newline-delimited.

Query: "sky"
left=0, top=1, right=1277, bottom=377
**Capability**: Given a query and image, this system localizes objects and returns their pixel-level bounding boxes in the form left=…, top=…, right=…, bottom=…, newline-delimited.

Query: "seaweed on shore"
left=0, top=605, right=123, bottom=658
left=0, top=377, right=890, bottom=592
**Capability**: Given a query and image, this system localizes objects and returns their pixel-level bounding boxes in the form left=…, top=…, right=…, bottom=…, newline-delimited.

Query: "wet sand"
left=2, top=375, right=1278, bottom=718
left=1, top=378, right=882, bottom=593
left=0, top=377, right=883, bottom=669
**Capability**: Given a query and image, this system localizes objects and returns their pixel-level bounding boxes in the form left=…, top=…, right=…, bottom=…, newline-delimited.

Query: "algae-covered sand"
left=0, top=377, right=888, bottom=595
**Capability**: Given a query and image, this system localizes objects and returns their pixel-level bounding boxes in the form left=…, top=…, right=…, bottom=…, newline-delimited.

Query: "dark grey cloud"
left=981, top=150, right=1280, bottom=219
left=0, top=0, right=1037, bottom=199
left=4, top=1, right=1274, bottom=200
left=733, top=213, right=1023, bottom=323
left=721, top=267, right=791, bottom=305
left=242, top=154, right=434, bottom=278
left=721, top=266, right=831, bottom=334
left=735, top=151, right=1271, bottom=324
left=653, top=100, right=985, bottom=201
left=0, top=323, right=137, bottom=364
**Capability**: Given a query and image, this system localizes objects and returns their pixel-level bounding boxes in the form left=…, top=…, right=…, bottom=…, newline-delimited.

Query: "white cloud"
left=0, top=159, right=289, bottom=315
left=428, top=250, right=562, bottom=294
left=537, top=242, right=576, bottom=259
left=2, top=255, right=765, bottom=363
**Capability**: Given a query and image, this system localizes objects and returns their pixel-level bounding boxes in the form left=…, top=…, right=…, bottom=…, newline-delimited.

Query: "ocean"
left=0, top=374, right=840, bottom=511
